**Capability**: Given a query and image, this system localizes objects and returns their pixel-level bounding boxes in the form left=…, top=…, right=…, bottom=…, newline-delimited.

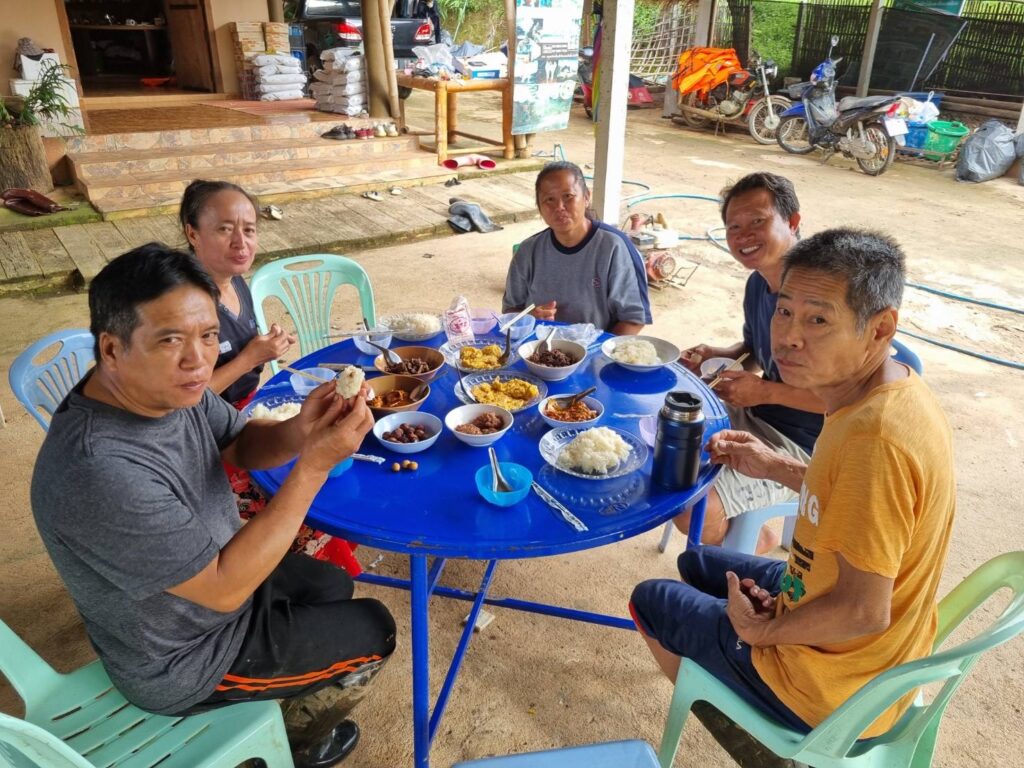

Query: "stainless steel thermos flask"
left=652, top=392, right=705, bottom=490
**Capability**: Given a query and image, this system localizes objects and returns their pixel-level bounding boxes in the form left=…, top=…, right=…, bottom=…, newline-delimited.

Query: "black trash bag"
left=956, top=119, right=1017, bottom=183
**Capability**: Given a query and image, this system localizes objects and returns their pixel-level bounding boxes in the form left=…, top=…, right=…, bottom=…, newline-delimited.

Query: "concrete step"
left=63, top=119, right=382, bottom=154
left=86, top=159, right=453, bottom=216
left=70, top=135, right=421, bottom=182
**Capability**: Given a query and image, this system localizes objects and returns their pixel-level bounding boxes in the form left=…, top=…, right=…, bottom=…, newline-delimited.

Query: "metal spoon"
left=497, top=328, right=513, bottom=366
left=498, top=303, right=535, bottom=333
left=538, top=327, right=557, bottom=355
left=455, top=365, right=475, bottom=402
left=552, top=385, right=597, bottom=410
left=488, top=447, right=513, bottom=493
left=367, top=340, right=402, bottom=367
left=409, top=381, right=430, bottom=402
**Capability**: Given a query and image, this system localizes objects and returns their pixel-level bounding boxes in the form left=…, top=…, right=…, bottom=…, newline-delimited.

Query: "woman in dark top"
left=179, top=180, right=361, bottom=574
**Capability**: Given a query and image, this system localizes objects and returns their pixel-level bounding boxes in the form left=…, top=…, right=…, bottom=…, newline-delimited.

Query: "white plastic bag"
left=412, top=43, right=454, bottom=70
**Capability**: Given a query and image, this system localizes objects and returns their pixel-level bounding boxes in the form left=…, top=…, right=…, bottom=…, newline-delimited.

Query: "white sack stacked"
left=250, top=52, right=307, bottom=101
left=311, top=49, right=368, bottom=116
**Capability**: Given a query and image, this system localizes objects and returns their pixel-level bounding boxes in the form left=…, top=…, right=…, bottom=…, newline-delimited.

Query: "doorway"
left=62, top=0, right=216, bottom=96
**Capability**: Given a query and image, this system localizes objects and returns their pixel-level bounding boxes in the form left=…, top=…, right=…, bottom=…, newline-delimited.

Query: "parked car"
left=294, top=0, right=433, bottom=80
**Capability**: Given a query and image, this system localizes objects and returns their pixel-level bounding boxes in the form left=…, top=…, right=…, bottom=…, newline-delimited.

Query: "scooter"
left=576, top=46, right=654, bottom=118
left=776, top=35, right=905, bottom=176
left=674, top=50, right=791, bottom=145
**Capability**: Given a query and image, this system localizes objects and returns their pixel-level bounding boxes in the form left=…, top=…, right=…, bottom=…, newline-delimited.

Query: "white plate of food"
left=379, top=311, right=444, bottom=342
left=439, top=337, right=518, bottom=372
left=539, top=425, right=648, bottom=480
left=453, top=371, right=548, bottom=412
left=601, top=335, right=680, bottom=373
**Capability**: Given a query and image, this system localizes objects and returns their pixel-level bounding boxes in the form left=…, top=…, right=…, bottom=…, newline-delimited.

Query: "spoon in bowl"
left=366, top=340, right=402, bottom=368
left=454, top=365, right=475, bottom=402
left=488, top=447, right=513, bottom=493
left=497, top=328, right=513, bottom=366
left=551, top=385, right=597, bottom=410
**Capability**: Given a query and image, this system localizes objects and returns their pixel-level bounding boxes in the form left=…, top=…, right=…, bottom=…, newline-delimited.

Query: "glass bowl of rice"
left=379, top=311, right=444, bottom=342
left=539, top=425, right=648, bottom=479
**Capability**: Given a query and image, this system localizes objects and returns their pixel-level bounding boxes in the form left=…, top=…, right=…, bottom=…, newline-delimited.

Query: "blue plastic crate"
left=898, top=91, right=944, bottom=109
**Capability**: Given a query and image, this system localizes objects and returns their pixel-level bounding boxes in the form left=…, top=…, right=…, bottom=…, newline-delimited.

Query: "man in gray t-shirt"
left=30, top=244, right=394, bottom=768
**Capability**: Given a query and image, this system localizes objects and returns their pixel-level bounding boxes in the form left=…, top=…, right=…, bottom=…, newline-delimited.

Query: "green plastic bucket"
left=924, top=121, right=969, bottom=154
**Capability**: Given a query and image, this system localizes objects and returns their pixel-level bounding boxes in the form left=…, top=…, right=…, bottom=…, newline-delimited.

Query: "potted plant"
left=0, top=63, right=80, bottom=193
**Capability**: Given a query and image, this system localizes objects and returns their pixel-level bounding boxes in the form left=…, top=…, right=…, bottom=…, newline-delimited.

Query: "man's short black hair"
left=720, top=172, right=800, bottom=224
left=89, top=242, right=220, bottom=359
left=782, top=228, right=905, bottom=332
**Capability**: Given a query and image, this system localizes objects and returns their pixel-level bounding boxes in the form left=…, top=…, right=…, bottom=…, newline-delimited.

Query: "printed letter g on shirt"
left=798, top=483, right=820, bottom=526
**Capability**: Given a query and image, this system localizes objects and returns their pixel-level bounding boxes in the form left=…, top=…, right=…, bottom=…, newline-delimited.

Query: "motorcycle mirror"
left=831, top=34, right=839, bottom=46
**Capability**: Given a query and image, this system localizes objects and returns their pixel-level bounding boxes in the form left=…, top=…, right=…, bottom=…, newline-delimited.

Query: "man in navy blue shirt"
left=676, top=173, right=825, bottom=552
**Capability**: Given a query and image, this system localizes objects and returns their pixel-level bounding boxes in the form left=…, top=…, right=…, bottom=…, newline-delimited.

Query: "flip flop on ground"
left=362, top=191, right=384, bottom=202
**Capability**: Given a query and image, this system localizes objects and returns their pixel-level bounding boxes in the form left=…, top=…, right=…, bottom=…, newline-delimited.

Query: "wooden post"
left=856, top=0, right=884, bottom=97
left=268, top=0, right=285, bottom=23
left=1018, top=100, right=1024, bottom=133
left=502, top=80, right=514, bottom=159
left=792, top=0, right=806, bottom=78
left=592, top=0, right=634, bottom=223
left=447, top=90, right=458, bottom=144
left=665, top=0, right=715, bottom=118
left=436, top=81, right=449, bottom=162
left=361, top=0, right=390, bottom=118
left=378, top=0, right=402, bottom=120
left=505, top=0, right=528, bottom=156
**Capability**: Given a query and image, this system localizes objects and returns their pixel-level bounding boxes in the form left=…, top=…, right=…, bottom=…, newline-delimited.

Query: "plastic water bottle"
left=652, top=391, right=705, bottom=491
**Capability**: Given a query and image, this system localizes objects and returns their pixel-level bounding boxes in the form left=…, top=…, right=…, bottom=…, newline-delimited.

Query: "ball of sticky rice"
left=557, top=427, right=632, bottom=474
left=611, top=338, right=660, bottom=366
left=335, top=365, right=365, bottom=399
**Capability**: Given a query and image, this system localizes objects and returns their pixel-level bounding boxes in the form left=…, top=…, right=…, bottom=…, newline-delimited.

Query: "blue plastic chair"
left=9, top=330, right=95, bottom=431
left=659, top=338, right=924, bottom=554
left=249, top=254, right=376, bottom=374
left=453, top=739, right=660, bottom=767
left=657, top=550, right=1024, bottom=768
left=0, top=618, right=294, bottom=767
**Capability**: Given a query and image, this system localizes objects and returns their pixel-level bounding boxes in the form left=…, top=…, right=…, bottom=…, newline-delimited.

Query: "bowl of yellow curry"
left=440, top=338, right=519, bottom=372
left=453, top=371, right=548, bottom=412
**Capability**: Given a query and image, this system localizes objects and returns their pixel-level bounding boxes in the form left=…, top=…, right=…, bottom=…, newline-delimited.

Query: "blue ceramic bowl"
left=475, top=462, right=532, bottom=507
left=327, top=456, right=355, bottom=478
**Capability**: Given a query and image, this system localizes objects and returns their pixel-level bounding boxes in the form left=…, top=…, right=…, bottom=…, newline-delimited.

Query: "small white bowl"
left=700, top=356, right=736, bottom=380
left=353, top=328, right=394, bottom=356
left=373, top=411, right=442, bottom=455
left=444, top=403, right=514, bottom=447
left=537, top=395, right=604, bottom=429
left=601, top=335, right=681, bottom=373
left=289, top=367, right=335, bottom=396
left=517, top=339, right=587, bottom=381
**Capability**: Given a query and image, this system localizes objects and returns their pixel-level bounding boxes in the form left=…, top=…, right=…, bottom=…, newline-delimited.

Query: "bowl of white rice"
left=601, top=335, right=681, bottom=373
left=242, top=394, right=305, bottom=422
left=380, top=311, right=444, bottom=342
left=539, top=425, right=648, bottom=480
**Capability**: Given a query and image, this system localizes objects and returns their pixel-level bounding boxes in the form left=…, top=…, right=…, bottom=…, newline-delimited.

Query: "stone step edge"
left=0, top=206, right=541, bottom=296
left=79, top=151, right=439, bottom=193
left=63, top=120, right=394, bottom=154
left=94, top=168, right=458, bottom=218
left=68, top=135, right=420, bottom=166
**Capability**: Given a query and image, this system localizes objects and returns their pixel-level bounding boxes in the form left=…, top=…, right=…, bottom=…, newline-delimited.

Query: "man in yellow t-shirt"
left=630, top=228, right=955, bottom=738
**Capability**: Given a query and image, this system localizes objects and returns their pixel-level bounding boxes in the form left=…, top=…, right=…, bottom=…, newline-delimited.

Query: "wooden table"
left=397, top=74, right=515, bottom=165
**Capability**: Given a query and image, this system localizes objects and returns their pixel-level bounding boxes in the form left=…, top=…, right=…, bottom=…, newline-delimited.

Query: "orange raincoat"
left=672, top=47, right=744, bottom=97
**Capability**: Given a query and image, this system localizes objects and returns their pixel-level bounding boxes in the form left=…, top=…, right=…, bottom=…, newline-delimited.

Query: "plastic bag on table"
left=535, top=322, right=601, bottom=349
left=412, top=43, right=454, bottom=70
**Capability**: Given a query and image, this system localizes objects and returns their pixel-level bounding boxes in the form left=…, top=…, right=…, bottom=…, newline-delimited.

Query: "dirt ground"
left=2, top=93, right=1023, bottom=768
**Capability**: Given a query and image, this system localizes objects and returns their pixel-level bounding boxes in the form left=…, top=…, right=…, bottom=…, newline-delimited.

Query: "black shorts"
left=186, top=552, right=396, bottom=712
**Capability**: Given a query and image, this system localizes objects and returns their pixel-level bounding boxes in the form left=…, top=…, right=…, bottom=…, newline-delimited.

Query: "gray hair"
left=782, top=228, right=905, bottom=332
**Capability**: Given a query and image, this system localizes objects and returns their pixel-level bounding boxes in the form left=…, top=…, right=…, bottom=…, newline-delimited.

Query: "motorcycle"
left=577, top=46, right=654, bottom=118
left=674, top=50, right=790, bottom=145
left=776, top=35, right=905, bottom=176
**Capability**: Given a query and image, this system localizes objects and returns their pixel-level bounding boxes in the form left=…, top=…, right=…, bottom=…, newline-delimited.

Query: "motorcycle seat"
left=837, top=95, right=897, bottom=112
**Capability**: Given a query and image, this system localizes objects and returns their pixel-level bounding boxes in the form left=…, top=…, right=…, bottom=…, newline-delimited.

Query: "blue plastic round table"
left=249, top=327, right=729, bottom=767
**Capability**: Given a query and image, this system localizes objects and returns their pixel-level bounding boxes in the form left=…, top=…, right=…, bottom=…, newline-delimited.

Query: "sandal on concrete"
left=388, top=187, right=403, bottom=196
left=362, top=191, right=383, bottom=202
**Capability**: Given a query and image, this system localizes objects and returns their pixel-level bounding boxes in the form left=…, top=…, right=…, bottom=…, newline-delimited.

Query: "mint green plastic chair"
left=0, top=618, right=294, bottom=767
left=454, top=739, right=660, bottom=766
left=657, top=550, right=1024, bottom=768
left=249, top=254, right=376, bottom=373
